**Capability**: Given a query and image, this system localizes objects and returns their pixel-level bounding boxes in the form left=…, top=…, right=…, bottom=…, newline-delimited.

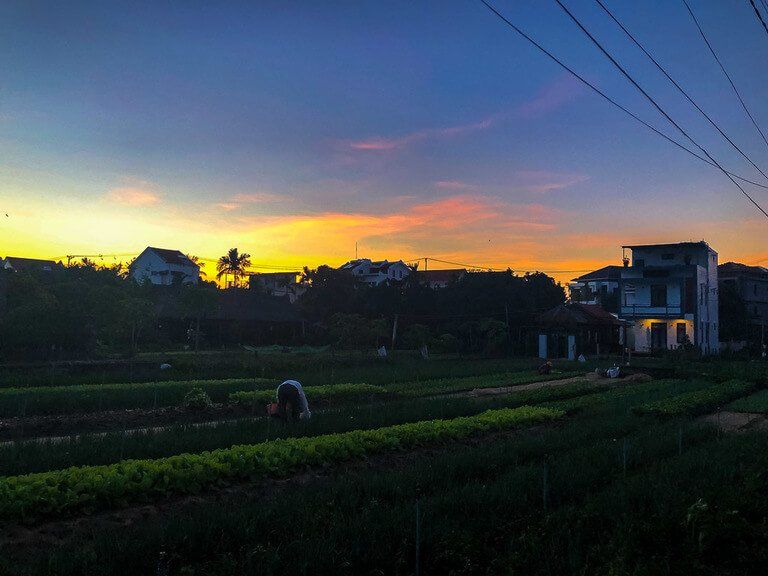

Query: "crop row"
left=0, top=405, right=562, bottom=521
left=727, top=389, right=768, bottom=413
left=230, top=383, right=387, bottom=405
left=631, top=379, right=754, bottom=417
left=0, top=378, right=276, bottom=417
left=388, top=370, right=576, bottom=397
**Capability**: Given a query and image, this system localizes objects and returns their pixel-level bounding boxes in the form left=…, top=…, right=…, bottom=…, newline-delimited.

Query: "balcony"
left=620, top=304, right=684, bottom=318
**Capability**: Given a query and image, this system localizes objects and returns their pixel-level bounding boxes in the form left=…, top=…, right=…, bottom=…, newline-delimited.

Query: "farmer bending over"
left=276, top=379, right=312, bottom=421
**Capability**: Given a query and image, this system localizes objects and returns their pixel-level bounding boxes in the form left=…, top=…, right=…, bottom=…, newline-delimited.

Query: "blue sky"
left=1, top=0, right=767, bottom=279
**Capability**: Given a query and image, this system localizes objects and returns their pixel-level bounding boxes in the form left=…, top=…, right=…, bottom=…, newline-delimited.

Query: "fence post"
left=415, top=499, right=421, bottom=576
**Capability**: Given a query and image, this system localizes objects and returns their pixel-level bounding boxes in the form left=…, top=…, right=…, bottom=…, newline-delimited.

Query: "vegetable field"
left=0, top=355, right=766, bottom=575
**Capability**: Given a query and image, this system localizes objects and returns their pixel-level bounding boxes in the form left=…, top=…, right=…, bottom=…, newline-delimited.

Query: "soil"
left=698, top=411, right=768, bottom=432
left=453, top=371, right=652, bottom=398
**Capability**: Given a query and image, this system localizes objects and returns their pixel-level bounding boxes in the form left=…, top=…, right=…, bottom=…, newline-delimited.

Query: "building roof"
left=537, top=303, right=624, bottom=327
left=622, top=241, right=712, bottom=251
left=571, top=265, right=623, bottom=283
left=417, top=269, right=466, bottom=282
left=340, top=259, right=409, bottom=274
left=133, top=247, right=199, bottom=268
left=2, top=256, right=60, bottom=271
left=719, top=261, right=768, bottom=277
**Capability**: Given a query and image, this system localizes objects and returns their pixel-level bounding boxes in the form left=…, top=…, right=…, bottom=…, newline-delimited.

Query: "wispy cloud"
left=433, top=180, right=479, bottom=191
left=215, top=191, right=289, bottom=211
left=513, top=170, right=589, bottom=193
left=107, top=186, right=161, bottom=206
left=345, top=74, right=583, bottom=153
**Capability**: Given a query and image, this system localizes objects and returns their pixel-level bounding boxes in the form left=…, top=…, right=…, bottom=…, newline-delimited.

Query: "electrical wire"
left=596, top=0, right=768, bottom=183
left=552, top=0, right=768, bottom=218
left=478, top=0, right=768, bottom=191
left=748, top=0, right=768, bottom=37
left=682, top=0, right=768, bottom=150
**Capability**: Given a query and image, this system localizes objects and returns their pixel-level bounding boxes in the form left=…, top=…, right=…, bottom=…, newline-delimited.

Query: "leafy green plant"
left=0, top=405, right=563, bottom=521
left=230, top=383, right=387, bottom=405
left=182, top=388, right=213, bottom=410
left=727, top=389, right=768, bottom=413
left=632, top=380, right=754, bottom=417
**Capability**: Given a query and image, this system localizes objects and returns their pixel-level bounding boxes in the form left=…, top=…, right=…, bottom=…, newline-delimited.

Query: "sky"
left=1, top=0, right=767, bottom=283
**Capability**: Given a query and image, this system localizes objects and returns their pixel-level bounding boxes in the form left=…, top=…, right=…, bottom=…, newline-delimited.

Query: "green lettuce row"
left=631, top=380, right=755, bottom=417
left=390, top=370, right=578, bottom=398
left=728, top=389, right=768, bottom=413
left=230, top=383, right=388, bottom=405
left=0, top=405, right=563, bottom=522
left=0, top=378, right=274, bottom=417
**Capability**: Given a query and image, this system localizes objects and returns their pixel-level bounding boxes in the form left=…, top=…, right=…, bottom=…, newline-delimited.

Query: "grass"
left=388, top=369, right=577, bottom=397
left=230, top=383, right=387, bottom=405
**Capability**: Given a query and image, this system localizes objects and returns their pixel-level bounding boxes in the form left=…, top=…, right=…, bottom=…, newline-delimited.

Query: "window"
left=661, top=253, right=675, bottom=260
left=676, top=323, right=687, bottom=344
left=651, top=284, right=667, bottom=307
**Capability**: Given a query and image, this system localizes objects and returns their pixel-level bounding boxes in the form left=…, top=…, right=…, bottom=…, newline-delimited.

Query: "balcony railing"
left=620, top=304, right=683, bottom=318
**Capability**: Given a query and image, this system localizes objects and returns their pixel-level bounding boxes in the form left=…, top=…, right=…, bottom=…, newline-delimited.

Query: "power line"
left=596, top=0, right=768, bottom=183
left=748, top=0, right=768, bottom=37
left=552, top=0, right=768, bottom=218
left=682, top=0, right=768, bottom=150
left=477, top=0, right=768, bottom=191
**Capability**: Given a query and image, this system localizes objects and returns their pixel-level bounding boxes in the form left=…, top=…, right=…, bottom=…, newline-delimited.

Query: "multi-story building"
left=568, top=265, right=622, bottom=311
left=718, top=262, right=768, bottom=327
left=129, top=247, right=200, bottom=285
left=619, top=241, right=718, bottom=355
left=339, top=258, right=412, bottom=286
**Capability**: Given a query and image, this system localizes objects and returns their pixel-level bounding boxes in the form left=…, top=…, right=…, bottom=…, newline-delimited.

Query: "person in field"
left=274, top=379, right=312, bottom=421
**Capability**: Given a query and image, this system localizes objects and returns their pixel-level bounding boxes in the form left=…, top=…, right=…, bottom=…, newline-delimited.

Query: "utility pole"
left=391, top=314, right=399, bottom=350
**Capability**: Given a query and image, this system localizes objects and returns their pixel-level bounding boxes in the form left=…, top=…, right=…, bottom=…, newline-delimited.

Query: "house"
left=619, top=241, right=718, bottom=355
left=417, top=268, right=466, bottom=289
left=718, top=262, right=768, bottom=327
left=536, top=302, right=626, bottom=359
left=1, top=256, right=61, bottom=273
left=339, top=258, right=412, bottom=286
left=569, top=265, right=622, bottom=311
left=249, top=271, right=306, bottom=303
left=129, top=247, right=200, bottom=285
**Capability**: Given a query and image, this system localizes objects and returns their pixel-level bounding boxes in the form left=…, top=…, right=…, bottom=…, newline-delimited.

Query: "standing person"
left=276, top=379, right=311, bottom=421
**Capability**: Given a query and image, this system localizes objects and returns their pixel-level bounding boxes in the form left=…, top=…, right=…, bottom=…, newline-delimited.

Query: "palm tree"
left=186, top=254, right=207, bottom=279
left=216, top=248, right=251, bottom=288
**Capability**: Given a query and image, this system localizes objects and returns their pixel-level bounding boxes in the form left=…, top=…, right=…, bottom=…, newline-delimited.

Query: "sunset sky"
left=1, top=0, right=767, bottom=283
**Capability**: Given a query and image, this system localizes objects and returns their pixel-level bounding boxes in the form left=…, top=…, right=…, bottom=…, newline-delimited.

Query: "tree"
left=186, top=254, right=207, bottom=279
left=216, top=248, right=251, bottom=288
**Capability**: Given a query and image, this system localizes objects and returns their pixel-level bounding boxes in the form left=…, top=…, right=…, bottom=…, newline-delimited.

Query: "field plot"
left=1, top=357, right=767, bottom=576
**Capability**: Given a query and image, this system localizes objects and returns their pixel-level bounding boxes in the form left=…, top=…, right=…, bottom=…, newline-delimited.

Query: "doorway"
left=651, top=322, right=667, bottom=350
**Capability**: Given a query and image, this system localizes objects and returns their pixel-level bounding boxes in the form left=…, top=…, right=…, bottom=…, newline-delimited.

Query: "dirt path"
left=450, top=371, right=651, bottom=399
left=698, top=411, right=768, bottom=432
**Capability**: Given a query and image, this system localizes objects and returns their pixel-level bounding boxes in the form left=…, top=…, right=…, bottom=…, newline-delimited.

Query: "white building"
left=339, top=258, right=412, bottom=286
left=249, top=271, right=306, bottom=303
left=619, top=241, right=718, bottom=355
left=129, top=247, right=200, bottom=285
left=569, top=265, right=622, bottom=308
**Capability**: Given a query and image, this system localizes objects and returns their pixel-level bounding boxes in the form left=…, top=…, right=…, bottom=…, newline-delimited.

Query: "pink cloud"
left=433, top=180, right=479, bottom=191
left=345, top=74, right=583, bottom=153
left=513, top=170, right=589, bottom=193
left=516, top=74, right=585, bottom=119
left=107, top=187, right=161, bottom=206
left=231, top=192, right=285, bottom=203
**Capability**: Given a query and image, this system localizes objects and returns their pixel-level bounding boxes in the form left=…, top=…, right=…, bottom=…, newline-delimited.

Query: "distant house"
left=339, top=258, right=412, bottom=286
left=569, top=266, right=622, bottom=310
left=249, top=271, right=306, bottom=303
left=129, top=247, right=199, bottom=285
left=1, top=256, right=61, bottom=273
left=719, top=262, right=768, bottom=326
left=416, top=268, right=466, bottom=289
left=619, top=241, right=718, bottom=355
